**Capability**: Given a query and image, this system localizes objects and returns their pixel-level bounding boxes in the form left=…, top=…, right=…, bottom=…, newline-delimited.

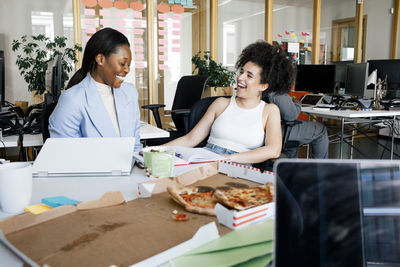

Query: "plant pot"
left=32, top=91, right=45, bottom=105
left=202, top=86, right=233, bottom=98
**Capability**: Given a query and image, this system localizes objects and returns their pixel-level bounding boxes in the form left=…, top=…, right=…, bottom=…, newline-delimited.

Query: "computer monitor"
left=345, top=62, right=369, bottom=98
left=0, top=51, right=5, bottom=108
left=274, top=160, right=364, bottom=267
left=295, top=64, right=336, bottom=94
left=45, top=54, right=62, bottom=104
left=367, top=59, right=400, bottom=99
left=332, top=61, right=353, bottom=88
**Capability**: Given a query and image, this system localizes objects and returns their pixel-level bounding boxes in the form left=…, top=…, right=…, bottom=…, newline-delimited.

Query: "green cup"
left=143, top=147, right=174, bottom=178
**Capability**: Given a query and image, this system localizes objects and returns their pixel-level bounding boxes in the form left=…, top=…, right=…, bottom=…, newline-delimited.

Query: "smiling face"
left=236, top=61, right=268, bottom=99
left=92, top=44, right=132, bottom=88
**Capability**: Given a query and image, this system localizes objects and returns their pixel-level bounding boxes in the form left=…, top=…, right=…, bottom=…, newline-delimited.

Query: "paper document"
left=172, top=147, right=227, bottom=166
left=134, top=147, right=227, bottom=166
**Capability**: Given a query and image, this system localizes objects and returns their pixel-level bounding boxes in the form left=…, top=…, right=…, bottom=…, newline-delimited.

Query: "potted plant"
left=191, top=51, right=236, bottom=97
left=12, top=34, right=82, bottom=104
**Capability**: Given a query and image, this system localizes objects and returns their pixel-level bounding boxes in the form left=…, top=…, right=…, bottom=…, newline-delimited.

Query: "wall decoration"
left=130, top=1, right=144, bottom=11
left=157, top=3, right=170, bottom=13
left=82, top=0, right=97, bottom=8
left=114, top=1, right=129, bottom=9
left=98, top=0, right=113, bottom=8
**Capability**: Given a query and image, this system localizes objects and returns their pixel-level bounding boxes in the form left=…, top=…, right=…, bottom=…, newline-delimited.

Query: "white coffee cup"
left=0, top=162, right=33, bottom=214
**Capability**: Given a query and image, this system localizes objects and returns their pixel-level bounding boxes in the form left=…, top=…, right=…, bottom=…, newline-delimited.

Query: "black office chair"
left=142, top=75, right=209, bottom=145
left=41, top=102, right=57, bottom=142
left=188, top=97, right=301, bottom=171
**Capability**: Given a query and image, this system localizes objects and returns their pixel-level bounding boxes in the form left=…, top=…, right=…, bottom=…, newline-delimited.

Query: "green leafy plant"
left=191, top=51, right=236, bottom=89
left=12, top=34, right=82, bottom=95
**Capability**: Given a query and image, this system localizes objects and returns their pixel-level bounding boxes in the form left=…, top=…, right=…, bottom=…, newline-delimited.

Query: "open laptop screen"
left=274, top=160, right=364, bottom=267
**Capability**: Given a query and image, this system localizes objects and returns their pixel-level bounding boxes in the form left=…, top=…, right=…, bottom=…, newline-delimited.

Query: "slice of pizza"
left=214, top=183, right=274, bottom=211
left=167, top=186, right=218, bottom=216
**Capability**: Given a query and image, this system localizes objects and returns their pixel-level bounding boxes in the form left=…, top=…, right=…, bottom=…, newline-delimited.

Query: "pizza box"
left=0, top=191, right=232, bottom=267
left=215, top=202, right=275, bottom=230
left=137, top=161, right=274, bottom=198
left=138, top=161, right=276, bottom=230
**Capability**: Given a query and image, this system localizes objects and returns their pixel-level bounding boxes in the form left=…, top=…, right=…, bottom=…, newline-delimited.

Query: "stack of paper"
left=168, top=219, right=274, bottom=266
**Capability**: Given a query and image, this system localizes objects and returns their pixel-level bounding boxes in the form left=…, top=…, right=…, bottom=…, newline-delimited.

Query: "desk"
left=0, top=163, right=207, bottom=266
left=301, top=107, right=400, bottom=159
left=140, top=121, right=169, bottom=139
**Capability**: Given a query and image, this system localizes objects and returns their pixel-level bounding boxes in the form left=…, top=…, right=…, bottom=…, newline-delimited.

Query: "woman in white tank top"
left=165, top=40, right=296, bottom=164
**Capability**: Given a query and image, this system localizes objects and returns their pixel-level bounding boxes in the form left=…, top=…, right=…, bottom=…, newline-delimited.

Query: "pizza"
left=167, top=186, right=218, bottom=216
left=214, top=183, right=274, bottom=210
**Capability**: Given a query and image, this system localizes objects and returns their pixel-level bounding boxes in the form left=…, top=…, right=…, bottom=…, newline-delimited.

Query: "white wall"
left=217, top=0, right=396, bottom=68
left=0, top=0, right=70, bottom=105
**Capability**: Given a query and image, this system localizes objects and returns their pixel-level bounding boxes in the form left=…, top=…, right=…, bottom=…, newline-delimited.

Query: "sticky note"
left=168, top=0, right=174, bottom=3
left=159, top=54, right=168, bottom=61
left=172, top=47, right=181, bottom=53
left=85, top=28, right=96, bottom=34
left=135, top=54, right=145, bottom=61
left=116, top=20, right=125, bottom=26
left=134, top=45, right=144, bottom=52
left=159, top=38, right=167, bottom=45
left=133, top=11, right=142, bottom=18
left=99, top=9, right=110, bottom=16
left=159, top=64, right=168, bottom=70
left=25, top=204, right=52, bottom=215
left=135, top=62, right=146, bottom=69
left=41, top=196, right=80, bottom=208
left=84, top=9, right=95, bottom=16
left=158, top=21, right=167, bottom=28
left=134, top=38, right=144, bottom=44
left=173, top=23, right=181, bottom=28
left=117, top=10, right=126, bottom=17
left=159, top=46, right=168, bottom=52
left=173, top=14, right=182, bottom=20
left=158, top=13, right=168, bottom=20
left=172, top=39, right=180, bottom=44
left=133, top=20, right=143, bottom=28
left=158, top=30, right=167, bottom=35
left=133, top=29, right=144, bottom=35
left=85, top=18, right=96, bottom=25
left=100, top=19, right=111, bottom=26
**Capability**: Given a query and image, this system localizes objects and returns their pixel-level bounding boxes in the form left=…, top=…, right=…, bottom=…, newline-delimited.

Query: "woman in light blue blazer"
left=49, top=28, right=141, bottom=151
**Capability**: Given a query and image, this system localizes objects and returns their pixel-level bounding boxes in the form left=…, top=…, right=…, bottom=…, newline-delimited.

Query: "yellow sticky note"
left=25, top=204, right=52, bottom=215
left=300, top=40, right=305, bottom=44
left=291, top=33, right=296, bottom=38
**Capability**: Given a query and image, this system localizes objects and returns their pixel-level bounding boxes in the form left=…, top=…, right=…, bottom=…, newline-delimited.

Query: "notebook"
left=299, top=94, right=325, bottom=107
left=32, top=137, right=135, bottom=177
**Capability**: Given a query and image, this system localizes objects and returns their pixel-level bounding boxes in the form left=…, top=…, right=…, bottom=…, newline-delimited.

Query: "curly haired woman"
left=165, top=40, right=297, bottom=164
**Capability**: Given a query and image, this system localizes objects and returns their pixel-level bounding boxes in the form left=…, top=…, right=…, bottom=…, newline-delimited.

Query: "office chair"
left=188, top=97, right=301, bottom=171
left=41, top=102, right=57, bottom=142
left=142, top=75, right=209, bottom=145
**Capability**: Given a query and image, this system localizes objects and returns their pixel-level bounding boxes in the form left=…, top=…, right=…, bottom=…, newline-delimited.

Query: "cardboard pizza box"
left=138, top=161, right=274, bottom=197
left=0, top=190, right=230, bottom=267
left=215, top=202, right=275, bottom=230
left=138, top=161, right=276, bottom=230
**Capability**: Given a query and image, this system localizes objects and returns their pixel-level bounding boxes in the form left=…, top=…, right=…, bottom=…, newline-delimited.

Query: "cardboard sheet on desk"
left=1, top=173, right=265, bottom=267
left=32, top=137, right=135, bottom=177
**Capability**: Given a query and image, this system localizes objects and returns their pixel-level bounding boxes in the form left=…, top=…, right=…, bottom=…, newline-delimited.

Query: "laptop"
left=32, top=137, right=135, bottom=177
left=273, top=159, right=366, bottom=267
left=299, top=93, right=325, bottom=107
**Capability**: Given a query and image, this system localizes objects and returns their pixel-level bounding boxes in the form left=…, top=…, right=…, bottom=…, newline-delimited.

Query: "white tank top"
left=207, top=96, right=266, bottom=152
